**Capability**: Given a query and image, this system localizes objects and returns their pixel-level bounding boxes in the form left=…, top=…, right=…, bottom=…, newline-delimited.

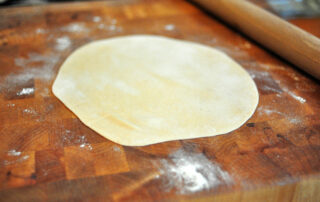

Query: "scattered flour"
left=8, top=149, right=21, bottom=156
left=208, top=38, right=217, bottom=44
left=61, top=131, right=93, bottom=150
left=23, top=108, right=37, bottom=114
left=287, top=91, right=306, bottom=103
left=98, top=24, right=105, bottom=29
left=16, top=87, right=34, bottom=96
left=93, top=16, right=101, bottom=23
left=98, top=23, right=122, bottom=32
left=257, top=106, right=284, bottom=116
left=3, top=155, right=29, bottom=166
left=259, top=64, right=271, bottom=70
left=39, top=87, right=50, bottom=97
left=55, top=36, right=72, bottom=51
left=79, top=143, right=93, bottom=150
left=248, top=69, right=282, bottom=94
left=113, top=146, right=120, bottom=152
left=289, top=117, right=302, bottom=124
left=96, top=18, right=122, bottom=32
left=109, top=25, right=116, bottom=31
left=0, top=53, right=60, bottom=96
left=258, top=106, right=302, bottom=125
left=160, top=149, right=232, bottom=194
left=61, top=23, right=89, bottom=33
left=249, top=70, right=268, bottom=79
left=35, top=28, right=46, bottom=34
left=21, top=155, right=29, bottom=161
left=165, top=24, right=175, bottom=31
left=249, top=69, right=306, bottom=105
left=14, top=52, right=60, bottom=81
left=111, top=19, right=117, bottom=25
left=41, top=168, right=48, bottom=176
left=275, top=83, right=306, bottom=104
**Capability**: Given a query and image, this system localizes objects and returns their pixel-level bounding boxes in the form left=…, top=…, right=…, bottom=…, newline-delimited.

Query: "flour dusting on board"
left=77, top=135, right=93, bottom=150
left=257, top=106, right=284, bottom=116
left=1, top=52, right=59, bottom=101
left=287, top=91, right=306, bottom=103
left=79, top=143, right=93, bottom=150
left=14, top=52, right=60, bottom=81
left=61, top=23, right=89, bottom=33
left=274, top=80, right=307, bottom=104
left=96, top=18, right=122, bottom=32
left=93, top=16, right=101, bottom=22
left=258, top=104, right=304, bottom=126
left=23, top=108, right=37, bottom=115
left=113, top=146, right=120, bottom=152
left=1, top=49, right=57, bottom=94
left=165, top=24, right=175, bottom=31
left=35, top=28, right=46, bottom=34
left=254, top=70, right=307, bottom=125
left=160, top=149, right=232, bottom=194
left=110, top=19, right=117, bottom=25
left=60, top=130, right=93, bottom=150
left=17, top=87, right=34, bottom=96
left=8, top=149, right=21, bottom=156
left=97, top=23, right=122, bottom=32
left=55, top=36, right=72, bottom=51
left=289, top=117, right=302, bottom=124
left=248, top=69, right=282, bottom=94
left=2, top=155, right=29, bottom=166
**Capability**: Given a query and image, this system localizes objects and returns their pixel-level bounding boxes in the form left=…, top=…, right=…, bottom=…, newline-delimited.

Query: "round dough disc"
left=52, top=35, right=259, bottom=146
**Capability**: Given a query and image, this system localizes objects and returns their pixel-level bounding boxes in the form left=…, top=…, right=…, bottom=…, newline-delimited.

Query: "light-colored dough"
left=52, top=35, right=259, bottom=146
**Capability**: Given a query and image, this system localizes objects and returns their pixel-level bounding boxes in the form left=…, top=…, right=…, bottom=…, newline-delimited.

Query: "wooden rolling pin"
left=191, top=0, right=320, bottom=80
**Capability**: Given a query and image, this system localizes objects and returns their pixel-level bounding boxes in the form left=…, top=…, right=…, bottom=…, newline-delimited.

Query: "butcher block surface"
left=0, top=0, right=320, bottom=201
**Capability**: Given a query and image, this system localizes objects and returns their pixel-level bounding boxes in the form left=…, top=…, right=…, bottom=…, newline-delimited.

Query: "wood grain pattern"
left=0, top=0, right=319, bottom=201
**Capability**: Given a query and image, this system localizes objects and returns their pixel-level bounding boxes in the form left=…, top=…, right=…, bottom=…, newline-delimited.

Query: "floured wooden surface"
left=1, top=0, right=320, bottom=200
left=52, top=35, right=259, bottom=146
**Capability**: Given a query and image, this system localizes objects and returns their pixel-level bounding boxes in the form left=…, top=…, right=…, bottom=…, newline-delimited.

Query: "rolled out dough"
left=52, top=35, right=259, bottom=146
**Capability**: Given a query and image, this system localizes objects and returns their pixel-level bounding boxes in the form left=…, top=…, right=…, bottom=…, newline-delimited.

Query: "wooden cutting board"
left=0, top=0, right=319, bottom=201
